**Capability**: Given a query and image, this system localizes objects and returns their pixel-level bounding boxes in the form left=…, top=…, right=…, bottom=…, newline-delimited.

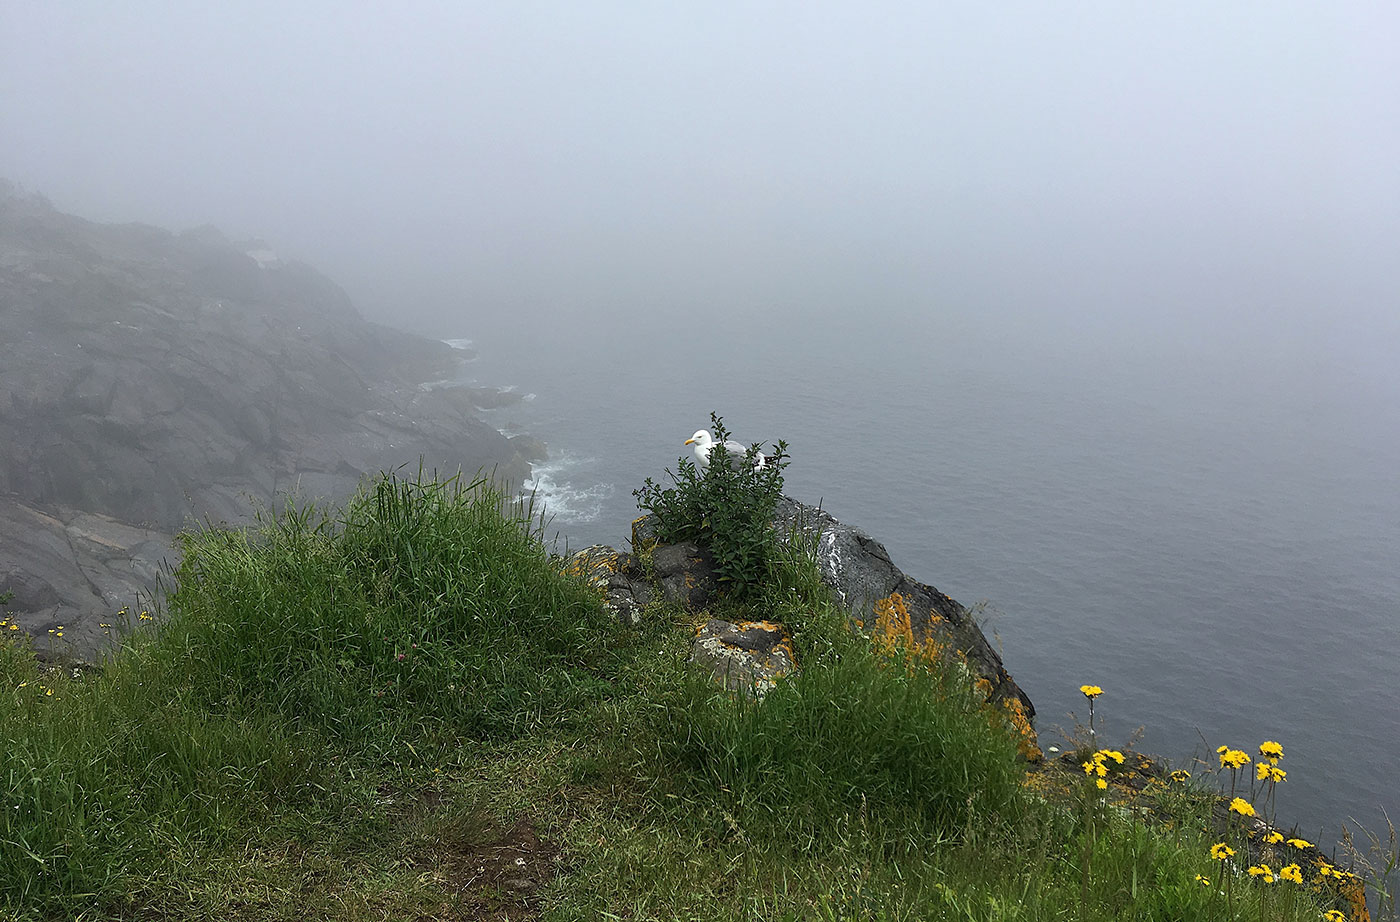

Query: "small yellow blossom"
left=1265, top=831, right=1285, bottom=844
left=1286, top=837, right=1313, bottom=850
left=1257, top=763, right=1286, bottom=783
left=1247, top=863, right=1275, bottom=882
left=1219, top=748, right=1251, bottom=769
left=1279, top=863, right=1303, bottom=884
left=1169, top=769, right=1190, bottom=782
left=1259, top=740, right=1283, bottom=764
left=1095, top=777, right=1108, bottom=789
left=1210, top=842, right=1235, bottom=860
left=1229, top=797, right=1256, bottom=818
left=1322, top=911, right=1347, bottom=922
left=1195, top=874, right=1210, bottom=885
left=1080, top=685, right=1103, bottom=698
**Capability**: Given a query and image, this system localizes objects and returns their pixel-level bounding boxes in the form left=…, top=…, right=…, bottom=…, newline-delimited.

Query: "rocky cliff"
left=0, top=183, right=531, bottom=660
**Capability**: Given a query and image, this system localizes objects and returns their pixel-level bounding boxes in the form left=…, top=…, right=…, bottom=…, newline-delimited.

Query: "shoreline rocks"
left=563, top=498, right=1038, bottom=756
left=0, top=184, right=534, bottom=662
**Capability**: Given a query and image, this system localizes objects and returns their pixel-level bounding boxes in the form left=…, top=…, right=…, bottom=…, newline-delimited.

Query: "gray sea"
left=449, top=307, right=1399, bottom=854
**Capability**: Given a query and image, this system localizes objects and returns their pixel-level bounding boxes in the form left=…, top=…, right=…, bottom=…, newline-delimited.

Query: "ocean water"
left=450, top=309, right=1399, bottom=853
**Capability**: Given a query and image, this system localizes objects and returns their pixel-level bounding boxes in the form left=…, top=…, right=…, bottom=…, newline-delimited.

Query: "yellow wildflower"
left=1247, top=863, right=1275, bottom=882
left=1322, top=911, right=1346, bottom=922
left=1286, top=837, right=1313, bottom=850
left=1279, top=863, right=1303, bottom=884
left=1210, top=842, right=1235, bottom=860
left=1256, top=763, right=1286, bottom=783
left=1195, top=874, right=1210, bottom=885
left=1258, top=740, right=1283, bottom=764
left=1219, top=748, right=1251, bottom=769
left=1169, top=769, right=1191, bottom=782
left=1229, top=797, right=1256, bottom=818
left=1265, top=831, right=1285, bottom=844
left=1095, top=778, right=1108, bottom=790
left=1080, top=685, right=1103, bottom=698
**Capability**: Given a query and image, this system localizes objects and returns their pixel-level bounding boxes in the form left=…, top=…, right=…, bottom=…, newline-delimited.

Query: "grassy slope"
left=0, top=472, right=1365, bottom=921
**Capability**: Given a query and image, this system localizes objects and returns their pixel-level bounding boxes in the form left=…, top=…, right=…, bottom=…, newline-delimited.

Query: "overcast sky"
left=4, top=2, right=1398, bottom=359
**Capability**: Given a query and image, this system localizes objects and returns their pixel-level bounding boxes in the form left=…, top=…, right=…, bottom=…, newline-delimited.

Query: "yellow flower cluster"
left=1216, top=745, right=1251, bottom=769
left=1316, top=860, right=1360, bottom=883
left=1286, top=836, right=1313, bottom=850
left=1322, top=911, right=1347, bottom=922
left=1247, top=863, right=1275, bottom=883
left=1279, top=863, right=1303, bottom=884
left=1256, top=763, right=1286, bottom=783
left=1081, top=748, right=1125, bottom=790
left=1228, top=796, right=1255, bottom=818
left=1168, top=769, right=1190, bottom=783
left=1258, top=740, right=1284, bottom=764
left=1079, top=684, right=1103, bottom=699
left=1210, top=842, right=1235, bottom=860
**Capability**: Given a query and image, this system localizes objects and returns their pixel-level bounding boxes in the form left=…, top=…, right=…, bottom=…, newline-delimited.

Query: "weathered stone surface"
left=0, top=186, right=535, bottom=661
left=0, top=496, right=176, bottom=662
left=0, top=187, right=531, bottom=534
left=630, top=514, right=662, bottom=555
left=626, top=500, right=1036, bottom=749
left=772, top=497, right=1034, bottom=721
left=651, top=542, right=718, bottom=608
left=689, top=619, right=795, bottom=696
left=561, top=545, right=653, bottom=626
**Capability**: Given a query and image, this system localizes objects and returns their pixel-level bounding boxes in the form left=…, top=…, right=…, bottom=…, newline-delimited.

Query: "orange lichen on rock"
left=871, top=592, right=945, bottom=667
left=561, top=548, right=622, bottom=596
left=999, top=696, right=1042, bottom=762
left=872, top=593, right=1040, bottom=762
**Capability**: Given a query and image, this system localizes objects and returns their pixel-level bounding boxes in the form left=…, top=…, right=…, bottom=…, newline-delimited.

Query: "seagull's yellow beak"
left=684, top=437, right=697, bottom=445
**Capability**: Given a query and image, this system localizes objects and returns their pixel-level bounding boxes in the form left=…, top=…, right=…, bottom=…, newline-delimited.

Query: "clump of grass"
left=0, top=468, right=1385, bottom=921
left=0, top=470, right=620, bottom=918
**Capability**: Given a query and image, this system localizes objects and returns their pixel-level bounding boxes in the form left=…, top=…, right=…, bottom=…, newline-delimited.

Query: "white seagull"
left=685, top=429, right=767, bottom=471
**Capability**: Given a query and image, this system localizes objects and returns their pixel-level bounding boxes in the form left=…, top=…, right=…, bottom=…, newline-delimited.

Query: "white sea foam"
left=441, top=337, right=475, bottom=351
left=522, top=453, right=615, bottom=524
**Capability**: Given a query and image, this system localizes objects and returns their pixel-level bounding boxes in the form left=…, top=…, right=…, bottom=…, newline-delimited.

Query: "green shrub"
left=633, top=412, right=788, bottom=598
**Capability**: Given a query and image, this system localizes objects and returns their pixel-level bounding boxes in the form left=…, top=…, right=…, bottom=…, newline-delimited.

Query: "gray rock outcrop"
left=772, top=497, right=1034, bottom=722
left=0, top=184, right=534, bottom=660
left=0, top=496, right=174, bottom=661
left=565, top=500, right=1037, bottom=755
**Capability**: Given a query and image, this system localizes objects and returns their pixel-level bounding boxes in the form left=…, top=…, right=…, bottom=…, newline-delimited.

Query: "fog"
left=6, top=2, right=1400, bottom=849
left=4, top=2, right=1398, bottom=378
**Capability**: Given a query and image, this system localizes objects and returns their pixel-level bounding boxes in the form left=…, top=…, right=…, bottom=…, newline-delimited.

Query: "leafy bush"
left=633, top=413, right=788, bottom=598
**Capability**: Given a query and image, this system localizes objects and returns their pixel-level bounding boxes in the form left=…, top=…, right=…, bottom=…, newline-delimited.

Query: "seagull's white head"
left=684, top=430, right=712, bottom=448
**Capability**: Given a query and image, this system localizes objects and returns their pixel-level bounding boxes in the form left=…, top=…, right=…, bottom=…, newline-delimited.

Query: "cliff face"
left=0, top=183, right=530, bottom=659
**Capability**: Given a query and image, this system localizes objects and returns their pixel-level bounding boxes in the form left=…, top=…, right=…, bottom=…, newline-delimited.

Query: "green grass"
left=0, top=471, right=1372, bottom=920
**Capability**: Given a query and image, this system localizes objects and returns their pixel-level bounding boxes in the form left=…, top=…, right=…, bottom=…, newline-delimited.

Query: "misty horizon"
left=4, top=4, right=1397, bottom=381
